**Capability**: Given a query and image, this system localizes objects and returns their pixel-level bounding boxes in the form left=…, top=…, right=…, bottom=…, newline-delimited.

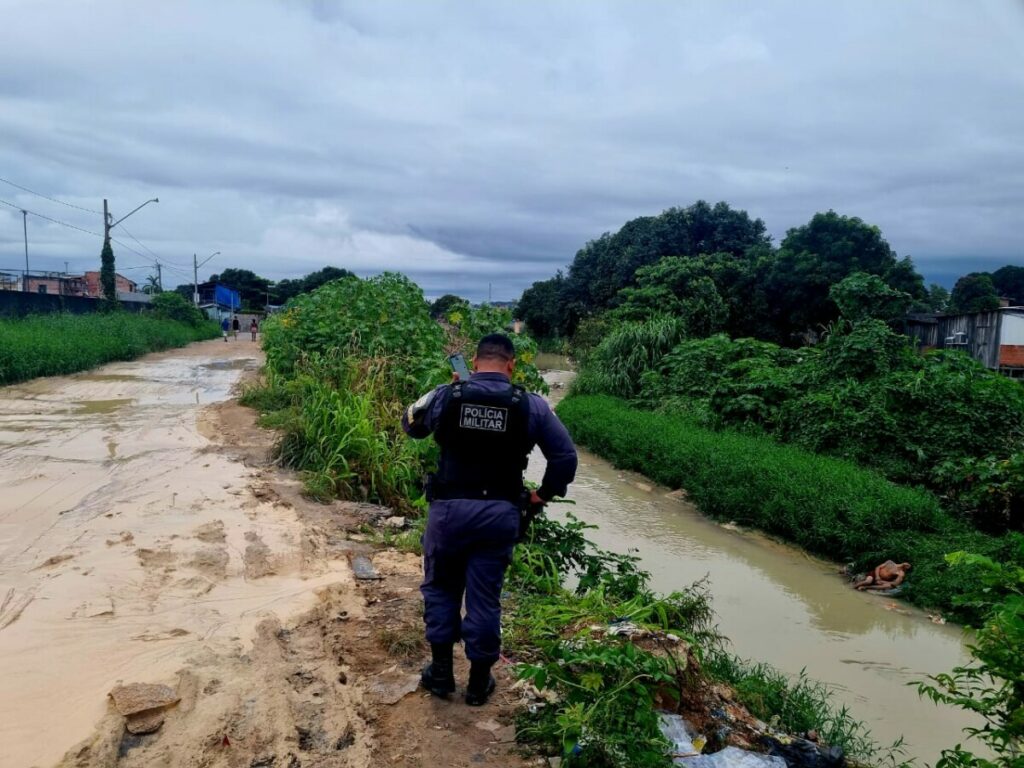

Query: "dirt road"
left=0, top=340, right=527, bottom=768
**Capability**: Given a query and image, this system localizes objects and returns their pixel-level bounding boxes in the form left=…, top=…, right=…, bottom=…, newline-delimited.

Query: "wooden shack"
left=905, top=308, right=1024, bottom=377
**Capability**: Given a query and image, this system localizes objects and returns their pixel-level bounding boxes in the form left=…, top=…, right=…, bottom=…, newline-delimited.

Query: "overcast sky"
left=1, top=1, right=1022, bottom=300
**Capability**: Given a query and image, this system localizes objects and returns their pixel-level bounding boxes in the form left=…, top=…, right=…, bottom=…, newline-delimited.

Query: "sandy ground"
left=0, top=339, right=531, bottom=768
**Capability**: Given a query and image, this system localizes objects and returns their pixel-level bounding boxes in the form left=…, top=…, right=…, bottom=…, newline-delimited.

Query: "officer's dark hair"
left=476, top=333, right=515, bottom=362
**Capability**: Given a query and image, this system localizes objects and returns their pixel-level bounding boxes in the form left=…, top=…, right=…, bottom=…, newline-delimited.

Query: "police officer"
left=402, top=333, right=577, bottom=705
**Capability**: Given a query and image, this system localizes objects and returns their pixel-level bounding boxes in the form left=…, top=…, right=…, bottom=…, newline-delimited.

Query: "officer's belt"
left=429, top=482, right=524, bottom=503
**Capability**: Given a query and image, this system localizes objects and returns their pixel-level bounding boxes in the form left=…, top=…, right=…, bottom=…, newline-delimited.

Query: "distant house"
left=195, top=281, right=241, bottom=320
left=1, top=272, right=89, bottom=296
left=905, top=307, right=1024, bottom=377
left=83, top=271, right=137, bottom=297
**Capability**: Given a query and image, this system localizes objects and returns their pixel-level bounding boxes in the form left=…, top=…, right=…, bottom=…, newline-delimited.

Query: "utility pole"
left=155, top=262, right=162, bottom=292
left=22, top=209, right=28, bottom=292
left=101, top=196, right=158, bottom=301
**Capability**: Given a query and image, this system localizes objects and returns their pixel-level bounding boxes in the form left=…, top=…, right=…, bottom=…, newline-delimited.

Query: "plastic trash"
left=763, top=735, right=845, bottom=768
left=659, top=713, right=705, bottom=760
left=681, top=746, right=788, bottom=768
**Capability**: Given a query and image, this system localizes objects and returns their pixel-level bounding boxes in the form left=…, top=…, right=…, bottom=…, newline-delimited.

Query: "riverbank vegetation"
left=0, top=294, right=218, bottom=385
left=526, top=200, right=1023, bottom=767
left=242, top=271, right=889, bottom=767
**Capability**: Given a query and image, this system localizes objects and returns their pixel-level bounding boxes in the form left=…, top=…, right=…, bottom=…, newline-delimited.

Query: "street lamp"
left=101, top=197, right=159, bottom=301
left=193, top=250, right=220, bottom=306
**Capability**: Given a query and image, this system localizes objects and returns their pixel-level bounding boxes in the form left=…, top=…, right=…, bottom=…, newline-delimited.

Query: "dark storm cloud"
left=0, top=0, right=1021, bottom=299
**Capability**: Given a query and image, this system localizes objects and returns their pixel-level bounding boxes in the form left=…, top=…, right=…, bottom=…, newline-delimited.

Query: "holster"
left=517, top=489, right=545, bottom=542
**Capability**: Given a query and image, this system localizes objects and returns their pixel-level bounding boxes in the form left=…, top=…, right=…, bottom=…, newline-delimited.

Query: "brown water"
left=528, top=367, right=978, bottom=765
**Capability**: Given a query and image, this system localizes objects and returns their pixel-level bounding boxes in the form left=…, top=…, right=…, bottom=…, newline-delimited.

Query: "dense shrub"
left=250, top=273, right=546, bottom=507
left=0, top=311, right=219, bottom=385
left=150, top=291, right=208, bottom=326
left=629, top=325, right=1024, bottom=503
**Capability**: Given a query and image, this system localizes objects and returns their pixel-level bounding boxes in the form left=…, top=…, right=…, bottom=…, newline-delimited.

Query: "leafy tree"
left=562, top=200, right=770, bottom=332
left=518, top=273, right=569, bottom=339
left=925, top=283, right=951, bottom=313
left=209, top=268, right=271, bottom=310
left=828, top=272, right=912, bottom=324
left=142, top=274, right=162, bottom=295
left=614, top=256, right=728, bottom=337
left=100, top=238, right=117, bottom=302
left=992, top=264, right=1024, bottom=306
left=765, top=211, right=913, bottom=339
left=429, top=293, right=466, bottom=320
left=950, top=272, right=1000, bottom=313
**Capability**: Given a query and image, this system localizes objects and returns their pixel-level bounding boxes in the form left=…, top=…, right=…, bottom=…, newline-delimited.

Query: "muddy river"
left=530, top=359, right=978, bottom=765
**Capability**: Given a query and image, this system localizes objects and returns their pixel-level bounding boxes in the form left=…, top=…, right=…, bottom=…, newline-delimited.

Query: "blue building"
left=196, top=281, right=241, bottom=321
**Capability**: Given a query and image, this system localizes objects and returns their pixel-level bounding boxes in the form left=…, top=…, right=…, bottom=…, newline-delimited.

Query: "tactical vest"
left=431, top=380, right=532, bottom=502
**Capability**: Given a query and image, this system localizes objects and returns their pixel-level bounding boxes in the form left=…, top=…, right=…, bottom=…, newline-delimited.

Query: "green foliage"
left=507, top=514, right=880, bottom=766
left=251, top=272, right=547, bottom=508
left=573, top=317, right=687, bottom=398
left=150, top=291, right=207, bottom=326
left=519, top=272, right=572, bottom=340
left=261, top=355, right=433, bottom=511
left=765, top=211, right=905, bottom=339
left=916, top=551, right=1024, bottom=768
left=703, top=655, right=878, bottom=757
left=428, top=293, right=465, bottom=319
left=271, top=266, right=354, bottom=304
left=992, top=265, right=1024, bottom=307
left=626, top=325, right=1024, bottom=495
left=927, top=283, right=952, bottom=313
left=443, top=301, right=547, bottom=393
left=613, top=257, right=729, bottom=337
left=558, top=394, right=947, bottom=564
left=262, top=272, right=447, bottom=403
left=100, top=238, right=117, bottom=302
left=936, top=452, right=1024, bottom=533
left=0, top=312, right=218, bottom=385
left=950, top=273, right=1001, bottom=314
left=829, top=272, right=913, bottom=323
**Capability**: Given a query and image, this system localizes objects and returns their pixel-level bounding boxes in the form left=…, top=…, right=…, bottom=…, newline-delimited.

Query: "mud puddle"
left=0, top=340, right=347, bottom=768
left=530, top=369, right=979, bottom=765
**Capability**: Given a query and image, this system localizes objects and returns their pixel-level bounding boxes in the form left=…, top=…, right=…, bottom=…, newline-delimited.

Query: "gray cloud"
left=1, top=0, right=1022, bottom=301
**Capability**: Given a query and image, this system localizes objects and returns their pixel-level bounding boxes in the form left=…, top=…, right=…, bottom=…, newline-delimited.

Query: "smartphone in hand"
left=448, top=353, right=472, bottom=380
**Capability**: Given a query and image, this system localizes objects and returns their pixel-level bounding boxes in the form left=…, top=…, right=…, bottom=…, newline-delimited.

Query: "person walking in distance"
left=220, top=316, right=229, bottom=342
left=250, top=318, right=259, bottom=342
left=401, top=333, right=577, bottom=705
left=231, top=315, right=240, bottom=340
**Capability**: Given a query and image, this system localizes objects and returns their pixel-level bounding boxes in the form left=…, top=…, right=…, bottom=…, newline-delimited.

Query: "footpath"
left=0, top=340, right=529, bottom=768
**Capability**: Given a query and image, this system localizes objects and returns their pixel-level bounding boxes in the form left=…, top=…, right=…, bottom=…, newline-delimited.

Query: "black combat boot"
left=465, top=659, right=496, bottom=706
left=420, top=642, right=456, bottom=698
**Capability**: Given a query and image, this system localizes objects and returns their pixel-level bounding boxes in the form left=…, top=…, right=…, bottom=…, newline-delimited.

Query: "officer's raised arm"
left=401, top=384, right=447, bottom=439
left=529, top=396, right=578, bottom=502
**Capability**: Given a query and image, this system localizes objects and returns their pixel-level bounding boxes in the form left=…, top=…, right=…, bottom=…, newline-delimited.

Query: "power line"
left=0, top=176, right=102, bottom=214
left=117, top=224, right=160, bottom=261
left=0, top=198, right=103, bottom=237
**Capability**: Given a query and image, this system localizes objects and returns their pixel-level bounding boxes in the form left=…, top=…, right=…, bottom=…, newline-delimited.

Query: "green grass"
left=557, top=394, right=1024, bottom=623
left=0, top=311, right=220, bottom=385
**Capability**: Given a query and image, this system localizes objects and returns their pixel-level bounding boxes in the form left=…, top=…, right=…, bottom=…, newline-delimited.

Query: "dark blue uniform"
left=402, top=372, right=577, bottom=664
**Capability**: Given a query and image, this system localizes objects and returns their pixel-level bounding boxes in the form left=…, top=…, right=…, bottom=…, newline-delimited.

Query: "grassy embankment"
left=557, top=394, right=1023, bottom=623
left=240, top=274, right=887, bottom=768
left=0, top=311, right=220, bottom=385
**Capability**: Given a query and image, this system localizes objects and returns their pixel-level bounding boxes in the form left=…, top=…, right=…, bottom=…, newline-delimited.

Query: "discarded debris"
left=125, top=708, right=167, bottom=735
left=365, top=668, right=421, bottom=704
left=681, top=746, right=788, bottom=768
left=349, top=553, right=383, bottom=580
left=382, top=516, right=407, bottom=529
